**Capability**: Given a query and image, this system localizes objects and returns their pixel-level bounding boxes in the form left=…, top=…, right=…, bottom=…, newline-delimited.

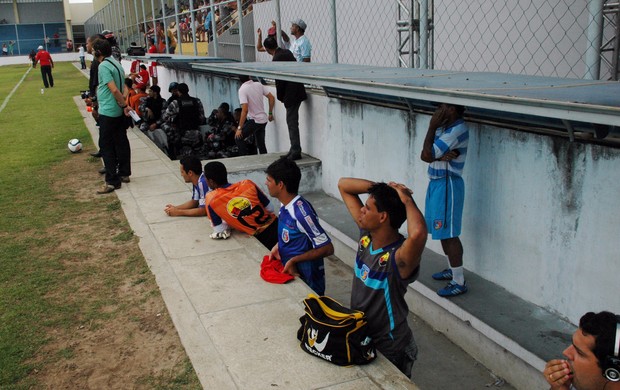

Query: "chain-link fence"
left=86, top=0, right=620, bottom=80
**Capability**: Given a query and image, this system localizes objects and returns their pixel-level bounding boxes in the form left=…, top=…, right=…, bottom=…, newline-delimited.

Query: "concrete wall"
left=17, top=3, right=65, bottom=23
left=137, top=63, right=620, bottom=324
left=68, top=3, right=96, bottom=25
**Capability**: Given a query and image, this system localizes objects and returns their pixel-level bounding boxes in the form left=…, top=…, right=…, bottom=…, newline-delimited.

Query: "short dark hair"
left=140, top=64, right=147, bottom=70
left=263, top=36, right=278, bottom=51
left=92, top=38, right=111, bottom=57
left=579, top=311, right=619, bottom=369
left=180, top=156, right=202, bottom=176
left=151, top=85, right=161, bottom=93
left=448, top=104, right=466, bottom=117
left=368, top=182, right=407, bottom=230
left=266, top=158, right=301, bottom=194
left=178, top=83, right=189, bottom=94
left=88, top=34, right=105, bottom=44
left=204, top=161, right=228, bottom=185
left=239, top=75, right=250, bottom=84
left=219, top=102, right=230, bottom=112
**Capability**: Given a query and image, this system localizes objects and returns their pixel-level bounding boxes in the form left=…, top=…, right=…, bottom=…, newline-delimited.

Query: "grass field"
left=0, top=63, right=201, bottom=389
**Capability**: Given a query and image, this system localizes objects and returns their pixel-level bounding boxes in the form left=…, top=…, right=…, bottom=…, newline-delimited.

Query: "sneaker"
left=432, top=268, right=453, bottom=280
left=210, top=229, right=231, bottom=240
left=96, top=183, right=120, bottom=194
left=437, top=281, right=468, bottom=297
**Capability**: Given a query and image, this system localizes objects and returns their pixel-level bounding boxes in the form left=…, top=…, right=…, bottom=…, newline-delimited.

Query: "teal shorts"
left=425, top=176, right=464, bottom=240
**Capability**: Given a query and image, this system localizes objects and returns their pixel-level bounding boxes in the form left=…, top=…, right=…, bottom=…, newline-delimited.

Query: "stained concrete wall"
left=137, top=64, right=620, bottom=324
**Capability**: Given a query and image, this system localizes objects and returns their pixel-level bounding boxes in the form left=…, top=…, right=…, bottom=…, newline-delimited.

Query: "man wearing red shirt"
left=33, top=45, right=54, bottom=88
left=147, top=38, right=158, bottom=54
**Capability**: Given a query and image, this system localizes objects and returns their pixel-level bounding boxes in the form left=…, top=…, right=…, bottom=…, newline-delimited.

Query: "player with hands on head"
left=338, top=177, right=427, bottom=377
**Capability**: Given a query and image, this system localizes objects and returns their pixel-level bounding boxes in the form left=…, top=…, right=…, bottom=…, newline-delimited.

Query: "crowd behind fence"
left=83, top=0, right=619, bottom=80
left=0, top=23, right=68, bottom=56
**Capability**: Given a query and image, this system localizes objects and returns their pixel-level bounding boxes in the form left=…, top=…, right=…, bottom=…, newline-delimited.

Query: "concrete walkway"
left=76, top=97, right=420, bottom=389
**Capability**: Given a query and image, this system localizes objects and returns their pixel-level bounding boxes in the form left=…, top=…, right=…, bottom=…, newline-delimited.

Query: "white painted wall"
left=137, top=63, right=620, bottom=324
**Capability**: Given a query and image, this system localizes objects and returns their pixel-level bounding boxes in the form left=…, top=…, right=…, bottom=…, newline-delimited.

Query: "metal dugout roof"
left=189, top=62, right=620, bottom=140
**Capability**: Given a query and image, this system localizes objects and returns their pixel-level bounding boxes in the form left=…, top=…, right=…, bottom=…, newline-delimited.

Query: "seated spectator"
left=167, top=81, right=179, bottom=105
left=203, top=102, right=238, bottom=159
left=203, top=161, right=278, bottom=249
left=265, top=158, right=334, bottom=295
left=123, top=77, right=136, bottom=107
left=544, top=311, right=620, bottom=390
left=233, top=107, right=242, bottom=124
left=147, top=38, right=158, bottom=54
left=164, top=156, right=210, bottom=217
left=130, top=64, right=150, bottom=90
left=161, top=82, right=206, bottom=159
left=139, top=85, right=169, bottom=154
left=128, top=82, right=148, bottom=117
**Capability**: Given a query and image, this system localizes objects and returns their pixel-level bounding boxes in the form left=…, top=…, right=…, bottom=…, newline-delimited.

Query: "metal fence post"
left=150, top=0, right=157, bottom=49
left=419, top=0, right=428, bottom=69
left=585, top=0, right=604, bottom=79
left=161, top=0, right=169, bottom=53
left=174, top=0, right=182, bottom=54
left=275, top=0, right=282, bottom=48
left=210, top=0, right=218, bottom=57
left=237, top=0, right=245, bottom=62
left=330, top=0, right=338, bottom=63
left=189, top=0, right=197, bottom=55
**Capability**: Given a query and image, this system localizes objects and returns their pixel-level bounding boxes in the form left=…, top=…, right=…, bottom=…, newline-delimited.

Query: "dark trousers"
left=99, top=114, right=131, bottom=186
left=79, top=56, right=86, bottom=69
left=235, top=119, right=267, bottom=155
left=286, top=101, right=302, bottom=155
left=255, top=218, right=279, bottom=250
left=40, top=65, right=53, bottom=88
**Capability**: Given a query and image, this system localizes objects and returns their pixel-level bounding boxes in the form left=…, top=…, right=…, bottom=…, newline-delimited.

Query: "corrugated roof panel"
left=189, top=62, right=620, bottom=127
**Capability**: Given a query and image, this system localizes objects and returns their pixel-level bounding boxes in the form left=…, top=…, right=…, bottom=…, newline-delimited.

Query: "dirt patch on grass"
left=26, top=151, right=200, bottom=389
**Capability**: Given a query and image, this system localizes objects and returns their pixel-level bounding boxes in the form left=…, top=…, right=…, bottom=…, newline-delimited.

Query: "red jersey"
left=205, top=180, right=276, bottom=236
left=35, top=50, right=52, bottom=66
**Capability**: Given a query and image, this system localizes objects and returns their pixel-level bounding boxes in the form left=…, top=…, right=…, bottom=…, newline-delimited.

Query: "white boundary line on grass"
left=0, top=66, right=32, bottom=115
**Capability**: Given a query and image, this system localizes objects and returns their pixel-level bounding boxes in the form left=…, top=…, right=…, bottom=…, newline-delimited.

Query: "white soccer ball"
left=68, top=138, right=82, bottom=153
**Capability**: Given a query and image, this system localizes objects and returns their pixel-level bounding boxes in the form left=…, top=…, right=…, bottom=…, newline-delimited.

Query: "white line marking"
left=0, top=67, right=32, bottom=114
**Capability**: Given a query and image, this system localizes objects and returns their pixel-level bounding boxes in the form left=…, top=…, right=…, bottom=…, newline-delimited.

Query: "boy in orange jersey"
left=203, top=161, right=278, bottom=249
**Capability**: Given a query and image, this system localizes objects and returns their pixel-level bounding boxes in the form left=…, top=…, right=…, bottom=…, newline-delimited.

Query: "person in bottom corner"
left=338, top=177, right=427, bottom=377
left=265, top=158, right=334, bottom=295
left=543, top=311, right=620, bottom=390
left=420, top=103, right=469, bottom=297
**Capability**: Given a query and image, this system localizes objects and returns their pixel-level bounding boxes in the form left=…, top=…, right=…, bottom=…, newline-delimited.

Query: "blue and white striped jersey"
left=428, top=119, right=469, bottom=179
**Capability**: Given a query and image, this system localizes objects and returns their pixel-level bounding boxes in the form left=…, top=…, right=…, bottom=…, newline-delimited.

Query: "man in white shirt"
left=283, top=19, right=311, bottom=62
left=235, top=75, right=275, bottom=155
